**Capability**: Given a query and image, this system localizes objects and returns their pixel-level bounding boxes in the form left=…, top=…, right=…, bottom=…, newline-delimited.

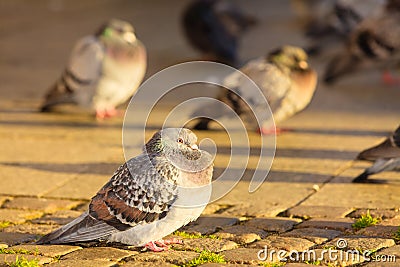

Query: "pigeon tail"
left=352, top=171, right=370, bottom=183
left=36, top=212, right=116, bottom=244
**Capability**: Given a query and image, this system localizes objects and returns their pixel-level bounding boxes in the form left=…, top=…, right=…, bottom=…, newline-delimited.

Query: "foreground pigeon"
left=192, top=46, right=318, bottom=134
left=353, top=125, right=400, bottom=183
left=182, top=0, right=257, bottom=66
left=37, top=128, right=213, bottom=251
left=324, top=0, right=400, bottom=84
left=41, top=19, right=147, bottom=119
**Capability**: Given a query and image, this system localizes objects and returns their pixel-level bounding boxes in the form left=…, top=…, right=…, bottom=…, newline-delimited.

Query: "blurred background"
left=1, top=0, right=399, bottom=115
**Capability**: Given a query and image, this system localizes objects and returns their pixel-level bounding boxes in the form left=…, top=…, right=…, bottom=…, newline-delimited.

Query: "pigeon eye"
left=177, top=138, right=184, bottom=144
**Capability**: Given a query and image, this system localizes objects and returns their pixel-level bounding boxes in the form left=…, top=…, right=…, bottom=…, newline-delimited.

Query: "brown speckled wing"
left=90, top=154, right=179, bottom=230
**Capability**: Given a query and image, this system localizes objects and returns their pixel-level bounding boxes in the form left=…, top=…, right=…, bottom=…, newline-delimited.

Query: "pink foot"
left=258, top=127, right=290, bottom=135
left=144, top=238, right=183, bottom=252
left=95, top=108, right=124, bottom=120
left=381, top=70, right=400, bottom=86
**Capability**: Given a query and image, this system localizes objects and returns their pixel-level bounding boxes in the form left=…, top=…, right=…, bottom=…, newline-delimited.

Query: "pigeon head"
left=145, top=128, right=213, bottom=172
left=267, top=45, right=310, bottom=72
left=97, top=19, right=137, bottom=45
left=145, top=128, right=199, bottom=157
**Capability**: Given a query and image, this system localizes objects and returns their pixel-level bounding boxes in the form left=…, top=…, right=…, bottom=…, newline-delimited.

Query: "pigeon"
left=40, top=19, right=147, bottom=119
left=323, top=0, right=400, bottom=84
left=294, top=0, right=385, bottom=55
left=182, top=0, right=257, bottom=66
left=36, top=128, right=214, bottom=252
left=353, top=125, right=400, bottom=183
left=192, top=45, right=318, bottom=134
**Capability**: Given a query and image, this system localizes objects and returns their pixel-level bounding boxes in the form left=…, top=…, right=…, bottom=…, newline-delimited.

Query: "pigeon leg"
left=95, top=109, right=107, bottom=120
left=157, top=238, right=183, bottom=245
left=104, top=108, right=124, bottom=118
left=259, top=127, right=290, bottom=135
left=382, top=70, right=400, bottom=86
left=144, top=238, right=183, bottom=252
left=144, top=241, right=168, bottom=252
left=96, top=108, right=123, bottom=120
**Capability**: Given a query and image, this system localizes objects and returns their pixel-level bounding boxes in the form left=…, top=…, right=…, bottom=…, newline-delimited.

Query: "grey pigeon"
left=324, top=0, right=400, bottom=84
left=193, top=45, right=318, bottom=134
left=182, top=0, right=257, bottom=66
left=36, top=128, right=213, bottom=251
left=293, top=0, right=385, bottom=55
left=41, top=19, right=147, bottom=119
left=353, top=125, right=400, bottom=183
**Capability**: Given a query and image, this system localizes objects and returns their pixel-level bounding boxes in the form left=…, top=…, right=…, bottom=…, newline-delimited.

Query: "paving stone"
left=296, top=218, right=354, bottom=231
left=287, top=205, right=353, bottom=219
left=0, top=254, right=52, bottom=265
left=173, top=238, right=238, bottom=252
left=121, top=261, right=175, bottom=267
left=365, top=261, right=399, bottom=266
left=0, top=232, right=38, bottom=246
left=249, top=236, right=315, bottom=252
left=222, top=248, right=281, bottom=264
left=200, top=264, right=253, bottom=267
left=0, top=165, right=77, bottom=196
left=326, top=236, right=395, bottom=252
left=281, top=228, right=342, bottom=244
left=245, top=217, right=302, bottom=233
left=364, top=246, right=400, bottom=266
left=3, top=223, right=60, bottom=235
left=348, top=209, right=400, bottom=220
left=357, top=225, right=399, bottom=239
left=300, top=183, right=400, bottom=209
left=286, top=248, right=365, bottom=266
left=128, top=250, right=199, bottom=265
left=9, top=244, right=82, bottom=258
left=3, top=197, right=81, bottom=213
left=47, top=259, right=114, bottom=267
left=62, top=247, right=135, bottom=261
left=215, top=225, right=268, bottom=244
left=216, top=181, right=314, bottom=217
left=381, top=215, right=400, bottom=226
left=0, top=197, right=10, bottom=207
left=0, top=209, right=43, bottom=224
left=32, top=210, right=82, bottom=225
left=182, top=215, right=239, bottom=235
left=44, top=174, right=111, bottom=200
left=201, top=204, right=224, bottom=215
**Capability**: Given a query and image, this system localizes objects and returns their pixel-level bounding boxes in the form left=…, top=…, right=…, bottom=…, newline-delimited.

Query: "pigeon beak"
left=190, top=144, right=199, bottom=150
left=123, top=32, right=137, bottom=44
left=298, top=61, right=308, bottom=70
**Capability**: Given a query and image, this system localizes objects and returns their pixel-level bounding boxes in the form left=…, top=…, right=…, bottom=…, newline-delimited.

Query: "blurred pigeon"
left=294, top=0, right=385, bottom=55
left=353, top=125, right=400, bottom=183
left=182, top=0, right=257, bottom=66
left=37, top=128, right=213, bottom=251
left=40, top=19, right=147, bottom=119
left=192, top=46, right=318, bottom=134
left=324, top=0, right=400, bottom=84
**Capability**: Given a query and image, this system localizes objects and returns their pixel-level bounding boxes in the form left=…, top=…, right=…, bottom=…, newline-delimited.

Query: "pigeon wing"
left=90, top=154, right=179, bottom=230
left=37, top=154, right=179, bottom=244
left=41, top=36, right=104, bottom=110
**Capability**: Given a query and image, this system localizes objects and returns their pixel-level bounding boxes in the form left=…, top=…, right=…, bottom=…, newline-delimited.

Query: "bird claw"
left=95, top=108, right=124, bottom=120
left=144, top=238, right=183, bottom=252
left=381, top=71, right=400, bottom=86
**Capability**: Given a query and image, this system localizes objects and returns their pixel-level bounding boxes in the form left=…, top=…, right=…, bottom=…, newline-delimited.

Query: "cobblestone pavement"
left=1, top=1, right=400, bottom=266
